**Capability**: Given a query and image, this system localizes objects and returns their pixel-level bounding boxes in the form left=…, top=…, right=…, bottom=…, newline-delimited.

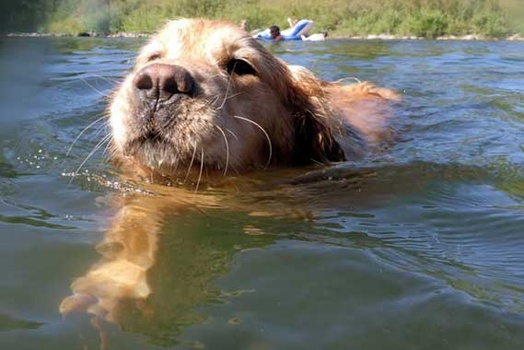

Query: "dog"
left=61, top=18, right=399, bottom=337
left=109, top=18, right=399, bottom=183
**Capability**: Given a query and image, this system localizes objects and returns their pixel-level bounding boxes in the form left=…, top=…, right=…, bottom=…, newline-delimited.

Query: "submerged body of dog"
left=61, top=18, right=400, bottom=332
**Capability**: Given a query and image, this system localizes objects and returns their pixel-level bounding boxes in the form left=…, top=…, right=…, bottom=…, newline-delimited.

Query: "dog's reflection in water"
left=61, top=185, right=280, bottom=346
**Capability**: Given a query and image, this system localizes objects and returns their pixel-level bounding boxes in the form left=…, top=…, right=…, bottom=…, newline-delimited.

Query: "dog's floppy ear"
left=285, top=65, right=346, bottom=165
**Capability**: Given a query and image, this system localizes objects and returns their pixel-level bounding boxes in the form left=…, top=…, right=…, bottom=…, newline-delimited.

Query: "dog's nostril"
left=174, top=71, right=194, bottom=95
left=133, top=63, right=195, bottom=99
left=134, top=72, right=154, bottom=90
left=162, top=78, right=178, bottom=94
left=174, top=75, right=192, bottom=94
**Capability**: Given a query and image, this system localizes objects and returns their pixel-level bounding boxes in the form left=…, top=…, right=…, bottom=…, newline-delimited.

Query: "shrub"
left=39, top=0, right=519, bottom=37
left=402, top=10, right=448, bottom=38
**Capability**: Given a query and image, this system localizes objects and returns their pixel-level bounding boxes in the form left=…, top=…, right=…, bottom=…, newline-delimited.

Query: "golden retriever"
left=60, top=18, right=399, bottom=338
left=109, top=18, right=399, bottom=182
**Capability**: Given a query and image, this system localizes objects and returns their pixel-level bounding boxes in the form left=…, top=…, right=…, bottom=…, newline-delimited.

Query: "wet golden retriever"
left=60, top=18, right=399, bottom=338
left=109, top=18, right=399, bottom=182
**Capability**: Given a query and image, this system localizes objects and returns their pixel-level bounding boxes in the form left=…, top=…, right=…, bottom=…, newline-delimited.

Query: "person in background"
left=287, top=17, right=298, bottom=27
left=239, top=19, right=247, bottom=31
left=269, top=25, right=283, bottom=41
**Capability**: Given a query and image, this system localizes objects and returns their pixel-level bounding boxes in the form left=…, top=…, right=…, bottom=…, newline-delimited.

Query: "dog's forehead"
left=148, top=19, right=251, bottom=62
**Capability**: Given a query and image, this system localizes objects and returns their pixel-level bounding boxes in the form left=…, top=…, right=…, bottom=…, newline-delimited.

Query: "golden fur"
left=109, top=18, right=399, bottom=179
left=60, top=19, right=400, bottom=339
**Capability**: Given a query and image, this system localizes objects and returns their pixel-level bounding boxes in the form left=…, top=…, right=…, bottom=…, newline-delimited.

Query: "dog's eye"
left=226, top=59, right=256, bottom=76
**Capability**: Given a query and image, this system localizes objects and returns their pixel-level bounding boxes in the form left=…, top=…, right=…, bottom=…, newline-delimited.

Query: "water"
left=1, top=36, right=524, bottom=349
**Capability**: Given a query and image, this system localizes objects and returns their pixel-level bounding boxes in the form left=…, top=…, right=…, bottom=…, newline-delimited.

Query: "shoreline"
left=3, top=31, right=524, bottom=41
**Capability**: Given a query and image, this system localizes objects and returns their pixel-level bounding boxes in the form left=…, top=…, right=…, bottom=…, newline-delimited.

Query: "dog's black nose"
left=133, top=63, right=195, bottom=100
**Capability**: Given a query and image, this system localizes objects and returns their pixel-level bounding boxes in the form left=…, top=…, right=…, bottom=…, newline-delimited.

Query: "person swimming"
left=269, top=25, right=284, bottom=41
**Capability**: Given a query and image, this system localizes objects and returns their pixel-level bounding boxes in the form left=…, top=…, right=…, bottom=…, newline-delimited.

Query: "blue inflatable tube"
left=254, top=20, right=315, bottom=41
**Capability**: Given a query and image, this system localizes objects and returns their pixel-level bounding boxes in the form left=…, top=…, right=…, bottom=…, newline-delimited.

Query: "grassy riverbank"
left=5, top=0, right=524, bottom=39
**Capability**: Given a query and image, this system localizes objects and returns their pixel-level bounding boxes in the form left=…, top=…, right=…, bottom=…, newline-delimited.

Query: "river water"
left=1, top=36, right=524, bottom=349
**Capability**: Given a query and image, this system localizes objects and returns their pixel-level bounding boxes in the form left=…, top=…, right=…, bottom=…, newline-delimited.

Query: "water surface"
left=1, top=37, right=524, bottom=349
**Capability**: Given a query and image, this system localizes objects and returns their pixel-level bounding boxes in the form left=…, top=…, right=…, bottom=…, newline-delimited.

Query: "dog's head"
left=109, top=18, right=344, bottom=176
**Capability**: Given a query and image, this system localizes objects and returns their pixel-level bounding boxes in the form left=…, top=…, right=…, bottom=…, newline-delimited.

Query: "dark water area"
left=1, top=36, right=524, bottom=349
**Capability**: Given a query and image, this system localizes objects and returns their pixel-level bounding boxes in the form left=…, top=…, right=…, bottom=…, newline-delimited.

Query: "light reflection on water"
left=0, top=37, right=524, bottom=349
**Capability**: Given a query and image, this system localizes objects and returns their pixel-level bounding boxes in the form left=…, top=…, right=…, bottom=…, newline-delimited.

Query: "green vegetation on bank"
left=2, top=0, right=523, bottom=38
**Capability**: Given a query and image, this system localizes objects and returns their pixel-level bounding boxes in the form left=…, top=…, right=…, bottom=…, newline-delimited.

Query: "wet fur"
left=109, top=18, right=399, bottom=179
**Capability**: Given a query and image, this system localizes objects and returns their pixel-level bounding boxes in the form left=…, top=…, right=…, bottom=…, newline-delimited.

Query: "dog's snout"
left=133, top=63, right=195, bottom=100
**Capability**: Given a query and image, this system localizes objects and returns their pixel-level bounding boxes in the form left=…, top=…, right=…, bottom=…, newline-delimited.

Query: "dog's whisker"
left=102, top=140, right=118, bottom=162
left=100, top=131, right=114, bottom=158
left=93, top=122, right=111, bottom=148
left=91, top=121, right=113, bottom=157
left=95, top=123, right=112, bottom=160
left=214, top=125, right=230, bottom=176
left=233, top=115, right=273, bottom=168
left=184, top=144, right=198, bottom=184
left=70, top=133, right=112, bottom=183
left=224, top=127, right=239, bottom=141
left=102, top=138, right=115, bottom=160
left=218, top=73, right=234, bottom=110
left=92, top=134, right=113, bottom=158
left=80, top=77, right=110, bottom=98
left=207, top=95, right=220, bottom=106
left=194, top=148, right=204, bottom=193
left=332, top=77, right=362, bottom=85
left=66, top=115, right=108, bottom=157
left=91, top=74, right=123, bottom=86
left=223, top=92, right=243, bottom=101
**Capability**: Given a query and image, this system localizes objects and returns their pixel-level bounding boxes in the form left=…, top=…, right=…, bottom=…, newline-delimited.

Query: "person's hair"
left=270, top=25, right=280, bottom=33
